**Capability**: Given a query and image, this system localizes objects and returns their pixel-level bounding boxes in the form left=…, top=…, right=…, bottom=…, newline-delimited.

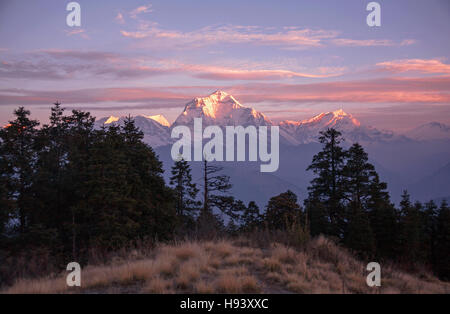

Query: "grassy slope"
left=2, top=236, right=449, bottom=294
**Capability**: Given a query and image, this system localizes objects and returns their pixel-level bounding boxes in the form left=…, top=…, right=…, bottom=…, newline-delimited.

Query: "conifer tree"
left=366, top=175, right=398, bottom=259
left=435, top=200, right=450, bottom=280
left=0, top=107, right=39, bottom=235
left=201, top=159, right=232, bottom=216
left=32, top=102, right=69, bottom=236
left=344, top=201, right=375, bottom=258
left=306, top=128, right=346, bottom=238
left=422, top=200, right=438, bottom=269
left=342, top=143, right=377, bottom=206
left=0, top=154, right=12, bottom=237
left=342, top=143, right=378, bottom=257
left=265, top=190, right=302, bottom=231
left=241, top=201, right=262, bottom=232
left=398, top=191, right=423, bottom=264
left=170, top=158, right=199, bottom=218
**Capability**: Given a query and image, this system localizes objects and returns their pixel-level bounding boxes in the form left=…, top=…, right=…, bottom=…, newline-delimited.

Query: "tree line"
left=0, top=105, right=449, bottom=284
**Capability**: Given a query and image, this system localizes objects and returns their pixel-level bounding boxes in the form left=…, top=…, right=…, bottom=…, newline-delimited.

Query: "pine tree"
left=422, top=200, right=438, bottom=269
left=435, top=200, right=450, bottom=280
left=344, top=201, right=375, bottom=258
left=170, top=158, right=199, bottom=218
left=265, top=190, right=302, bottom=231
left=304, top=198, right=329, bottom=236
left=64, top=109, right=96, bottom=258
left=32, top=103, right=69, bottom=229
left=367, top=175, right=398, bottom=259
left=241, top=201, right=262, bottom=232
left=342, top=143, right=379, bottom=257
left=0, top=153, right=12, bottom=237
left=306, top=128, right=347, bottom=238
left=0, top=107, right=39, bottom=235
left=343, top=143, right=378, bottom=206
left=201, top=159, right=232, bottom=216
left=398, top=191, right=423, bottom=265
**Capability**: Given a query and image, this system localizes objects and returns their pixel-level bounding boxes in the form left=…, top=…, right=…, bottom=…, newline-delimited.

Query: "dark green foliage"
left=398, top=192, right=424, bottom=264
left=265, top=190, right=303, bottom=231
left=240, top=201, right=262, bottom=232
left=435, top=200, right=450, bottom=280
left=0, top=105, right=177, bottom=265
left=306, top=128, right=347, bottom=238
left=170, top=158, right=199, bottom=218
left=344, top=201, right=375, bottom=258
left=201, top=159, right=232, bottom=216
left=366, top=176, right=398, bottom=259
left=422, top=200, right=438, bottom=267
left=305, top=199, right=329, bottom=236
left=0, top=107, right=39, bottom=235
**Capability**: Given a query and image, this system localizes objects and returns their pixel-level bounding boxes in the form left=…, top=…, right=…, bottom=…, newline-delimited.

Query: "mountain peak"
left=405, top=121, right=450, bottom=140
left=104, top=116, right=119, bottom=124
left=174, top=91, right=271, bottom=127
left=143, top=114, right=171, bottom=127
left=280, top=109, right=361, bottom=133
left=211, top=90, right=229, bottom=98
left=332, top=108, right=348, bottom=117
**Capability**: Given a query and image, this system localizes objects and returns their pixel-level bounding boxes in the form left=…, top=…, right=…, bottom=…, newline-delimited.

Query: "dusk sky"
left=1, top=0, right=449, bottom=131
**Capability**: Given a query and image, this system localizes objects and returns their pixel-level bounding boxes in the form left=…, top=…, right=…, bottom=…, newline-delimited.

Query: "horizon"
left=1, top=0, right=450, bottom=131
left=2, top=90, right=445, bottom=133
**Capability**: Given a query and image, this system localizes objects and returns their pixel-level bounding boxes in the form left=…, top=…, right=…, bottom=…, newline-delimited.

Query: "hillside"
left=3, top=237, right=449, bottom=294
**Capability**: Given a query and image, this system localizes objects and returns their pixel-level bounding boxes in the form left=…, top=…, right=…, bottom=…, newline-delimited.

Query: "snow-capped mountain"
left=173, top=90, right=272, bottom=128
left=279, top=109, right=397, bottom=144
left=93, top=91, right=450, bottom=204
left=404, top=122, right=450, bottom=141
left=95, top=114, right=171, bottom=147
left=95, top=91, right=402, bottom=147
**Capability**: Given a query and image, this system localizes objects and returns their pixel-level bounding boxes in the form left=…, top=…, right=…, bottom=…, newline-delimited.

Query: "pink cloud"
left=183, top=64, right=345, bottom=80
left=121, top=24, right=338, bottom=49
left=2, top=76, right=450, bottom=108
left=376, top=59, right=450, bottom=75
left=115, top=12, right=125, bottom=24
left=1, top=50, right=344, bottom=81
left=227, top=76, right=450, bottom=104
left=120, top=22, right=415, bottom=51
left=64, top=29, right=89, bottom=39
left=129, top=4, right=153, bottom=19
left=332, top=38, right=416, bottom=47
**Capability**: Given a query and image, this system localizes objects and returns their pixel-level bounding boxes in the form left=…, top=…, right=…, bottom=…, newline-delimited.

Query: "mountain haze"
left=96, top=91, right=450, bottom=205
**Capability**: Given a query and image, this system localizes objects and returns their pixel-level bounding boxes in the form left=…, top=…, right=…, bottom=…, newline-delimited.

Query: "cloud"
left=130, top=4, right=153, bottom=19
left=120, top=22, right=415, bottom=51
left=332, top=38, right=416, bottom=47
left=41, top=50, right=118, bottom=61
left=0, top=50, right=344, bottom=81
left=183, top=64, right=345, bottom=80
left=115, top=12, right=125, bottom=24
left=0, top=87, right=192, bottom=109
left=64, top=29, right=89, bottom=39
left=1, top=76, right=449, bottom=109
left=121, top=24, right=338, bottom=49
left=376, top=59, right=450, bottom=75
left=0, top=52, right=172, bottom=80
left=226, top=76, right=450, bottom=105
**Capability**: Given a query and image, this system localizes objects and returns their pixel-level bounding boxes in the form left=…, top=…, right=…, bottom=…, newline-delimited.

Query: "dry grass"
left=2, top=236, right=450, bottom=294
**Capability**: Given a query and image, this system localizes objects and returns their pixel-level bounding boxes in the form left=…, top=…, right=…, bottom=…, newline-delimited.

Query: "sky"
left=0, top=0, right=449, bottom=131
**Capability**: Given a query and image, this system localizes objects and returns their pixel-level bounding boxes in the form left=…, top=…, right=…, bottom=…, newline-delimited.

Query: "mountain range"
left=95, top=90, right=450, bottom=206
